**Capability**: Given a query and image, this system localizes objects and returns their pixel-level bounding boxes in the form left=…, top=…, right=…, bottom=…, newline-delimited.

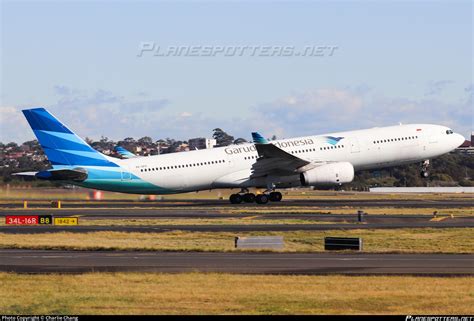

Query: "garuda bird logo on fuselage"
left=324, top=136, right=344, bottom=145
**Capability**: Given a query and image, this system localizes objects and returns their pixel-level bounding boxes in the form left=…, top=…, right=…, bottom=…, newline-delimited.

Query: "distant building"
left=460, top=141, right=471, bottom=148
left=134, top=146, right=142, bottom=153
left=188, top=138, right=217, bottom=150
left=454, top=132, right=474, bottom=155
left=175, top=143, right=190, bottom=152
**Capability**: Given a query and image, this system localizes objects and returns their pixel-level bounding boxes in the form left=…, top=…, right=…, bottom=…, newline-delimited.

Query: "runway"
left=1, top=249, right=472, bottom=275
left=1, top=198, right=473, bottom=209
left=1, top=205, right=472, bottom=233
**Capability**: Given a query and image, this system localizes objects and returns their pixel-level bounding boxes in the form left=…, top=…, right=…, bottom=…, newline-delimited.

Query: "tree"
left=138, top=136, right=153, bottom=146
left=123, top=137, right=136, bottom=144
left=233, top=138, right=248, bottom=145
left=212, top=128, right=234, bottom=147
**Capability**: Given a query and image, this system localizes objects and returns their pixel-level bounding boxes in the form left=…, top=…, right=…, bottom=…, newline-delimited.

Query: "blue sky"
left=1, top=0, right=472, bottom=143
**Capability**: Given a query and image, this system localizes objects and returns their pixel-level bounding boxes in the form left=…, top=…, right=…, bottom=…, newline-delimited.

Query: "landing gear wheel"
left=269, top=191, right=282, bottom=202
left=242, top=193, right=256, bottom=203
left=255, top=194, right=269, bottom=204
left=420, top=159, right=430, bottom=178
left=229, top=193, right=243, bottom=204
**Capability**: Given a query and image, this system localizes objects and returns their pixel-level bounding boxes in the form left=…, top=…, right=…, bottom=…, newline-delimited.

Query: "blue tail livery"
left=251, top=132, right=269, bottom=144
left=22, top=108, right=118, bottom=168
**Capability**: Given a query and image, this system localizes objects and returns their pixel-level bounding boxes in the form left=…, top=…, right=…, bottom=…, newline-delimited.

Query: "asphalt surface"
left=1, top=204, right=472, bottom=233
left=1, top=198, right=473, bottom=209
left=1, top=249, right=472, bottom=275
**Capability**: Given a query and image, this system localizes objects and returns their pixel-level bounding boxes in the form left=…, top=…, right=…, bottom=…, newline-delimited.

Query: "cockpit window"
left=446, top=129, right=454, bottom=135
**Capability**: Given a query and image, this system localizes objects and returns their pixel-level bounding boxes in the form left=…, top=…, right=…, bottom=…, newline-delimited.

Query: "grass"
left=0, top=217, right=346, bottom=226
left=226, top=207, right=473, bottom=216
left=0, top=228, right=472, bottom=253
left=0, top=272, right=472, bottom=314
left=2, top=204, right=473, bottom=217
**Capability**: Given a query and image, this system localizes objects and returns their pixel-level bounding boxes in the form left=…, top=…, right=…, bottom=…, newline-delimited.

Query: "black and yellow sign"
left=38, top=215, right=53, bottom=225
left=54, top=217, right=78, bottom=225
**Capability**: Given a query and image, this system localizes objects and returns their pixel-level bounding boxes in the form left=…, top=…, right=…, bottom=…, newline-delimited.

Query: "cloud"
left=250, top=86, right=472, bottom=139
left=1, top=84, right=471, bottom=144
left=0, top=106, right=30, bottom=143
left=424, top=80, right=454, bottom=96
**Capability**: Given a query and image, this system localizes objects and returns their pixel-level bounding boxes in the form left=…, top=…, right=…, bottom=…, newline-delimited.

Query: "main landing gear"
left=420, top=159, right=430, bottom=178
left=229, top=189, right=282, bottom=204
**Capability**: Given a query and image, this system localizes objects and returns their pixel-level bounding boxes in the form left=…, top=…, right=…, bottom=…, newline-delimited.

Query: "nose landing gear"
left=420, top=160, right=430, bottom=178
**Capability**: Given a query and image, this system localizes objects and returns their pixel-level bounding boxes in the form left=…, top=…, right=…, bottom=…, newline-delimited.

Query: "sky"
left=1, top=0, right=472, bottom=143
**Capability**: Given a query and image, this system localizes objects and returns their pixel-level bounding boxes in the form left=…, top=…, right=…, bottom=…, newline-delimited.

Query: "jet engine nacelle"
left=300, top=162, right=354, bottom=186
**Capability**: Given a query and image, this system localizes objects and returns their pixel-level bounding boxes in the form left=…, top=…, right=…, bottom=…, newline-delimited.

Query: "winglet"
left=114, top=146, right=138, bottom=159
left=251, top=132, right=269, bottom=144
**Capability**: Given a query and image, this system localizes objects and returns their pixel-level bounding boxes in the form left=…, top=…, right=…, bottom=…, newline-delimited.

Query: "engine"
left=300, top=162, right=354, bottom=186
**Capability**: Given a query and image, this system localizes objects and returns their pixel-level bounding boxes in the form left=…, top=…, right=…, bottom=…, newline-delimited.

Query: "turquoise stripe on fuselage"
left=71, top=166, right=175, bottom=194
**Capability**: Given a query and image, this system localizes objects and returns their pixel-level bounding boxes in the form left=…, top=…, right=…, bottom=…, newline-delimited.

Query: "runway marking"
left=430, top=216, right=449, bottom=222
left=242, top=215, right=260, bottom=220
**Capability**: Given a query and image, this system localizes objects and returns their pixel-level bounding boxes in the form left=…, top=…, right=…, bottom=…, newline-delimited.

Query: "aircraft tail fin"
left=22, top=108, right=118, bottom=168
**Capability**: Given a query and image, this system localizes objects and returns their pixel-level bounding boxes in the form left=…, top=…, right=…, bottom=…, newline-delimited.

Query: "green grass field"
left=1, top=228, right=472, bottom=253
left=1, top=273, right=472, bottom=314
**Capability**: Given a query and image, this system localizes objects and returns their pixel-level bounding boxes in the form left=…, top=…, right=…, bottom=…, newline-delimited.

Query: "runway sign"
left=54, top=217, right=78, bottom=225
left=5, top=215, right=53, bottom=225
left=6, top=215, right=38, bottom=225
left=235, top=236, right=284, bottom=249
left=325, top=237, right=362, bottom=251
left=38, top=215, right=53, bottom=225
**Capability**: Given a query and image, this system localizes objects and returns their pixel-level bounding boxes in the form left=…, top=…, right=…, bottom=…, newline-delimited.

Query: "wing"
left=251, top=143, right=318, bottom=178
left=250, top=132, right=320, bottom=178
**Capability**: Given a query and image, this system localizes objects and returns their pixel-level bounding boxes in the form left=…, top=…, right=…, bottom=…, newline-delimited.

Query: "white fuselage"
left=110, top=124, right=464, bottom=194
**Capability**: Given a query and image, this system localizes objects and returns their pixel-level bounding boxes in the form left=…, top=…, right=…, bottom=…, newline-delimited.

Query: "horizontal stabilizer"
left=13, top=168, right=88, bottom=181
left=12, top=172, right=38, bottom=177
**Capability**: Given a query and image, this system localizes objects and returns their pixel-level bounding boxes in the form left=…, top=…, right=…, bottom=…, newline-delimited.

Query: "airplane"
left=14, top=107, right=465, bottom=204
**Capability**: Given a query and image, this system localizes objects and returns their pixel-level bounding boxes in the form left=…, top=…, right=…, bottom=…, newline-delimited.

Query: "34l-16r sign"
left=5, top=215, right=78, bottom=225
